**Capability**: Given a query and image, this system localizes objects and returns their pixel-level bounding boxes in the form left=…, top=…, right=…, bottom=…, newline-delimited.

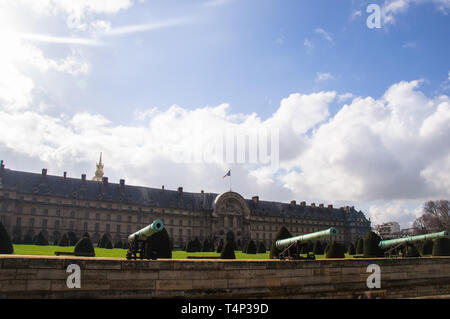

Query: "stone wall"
left=1, top=255, right=449, bottom=298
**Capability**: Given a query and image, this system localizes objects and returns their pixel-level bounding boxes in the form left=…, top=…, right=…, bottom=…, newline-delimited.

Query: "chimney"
left=120, top=179, right=125, bottom=193
left=252, top=196, right=259, bottom=207
left=63, top=172, right=67, bottom=179
left=311, top=203, right=316, bottom=209
left=162, top=185, right=165, bottom=191
left=328, top=204, right=333, bottom=210
left=102, top=177, right=108, bottom=186
left=345, top=206, right=350, bottom=212
left=81, top=174, right=86, bottom=182
left=0, top=160, right=4, bottom=170
left=351, top=206, right=355, bottom=211
left=290, top=200, right=296, bottom=208
left=201, top=190, right=204, bottom=194
left=319, top=203, right=324, bottom=209
left=178, top=186, right=183, bottom=194
left=42, top=168, right=47, bottom=176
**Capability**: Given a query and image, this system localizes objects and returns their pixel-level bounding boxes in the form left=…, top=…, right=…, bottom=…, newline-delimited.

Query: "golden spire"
left=92, top=152, right=104, bottom=182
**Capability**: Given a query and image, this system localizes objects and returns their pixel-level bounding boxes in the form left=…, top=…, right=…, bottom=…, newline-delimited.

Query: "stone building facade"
left=0, top=160, right=371, bottom=248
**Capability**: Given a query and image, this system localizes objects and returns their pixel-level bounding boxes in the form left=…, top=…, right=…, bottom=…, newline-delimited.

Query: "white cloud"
left=368, top=202, right=423, bottom=228
left=314, top=28, right=334, bottom=45
left=381, top=0, right=450, bottom=25
left=104, top=18, right=188, bottom=36
left=315, top=72, right=334, bottom=82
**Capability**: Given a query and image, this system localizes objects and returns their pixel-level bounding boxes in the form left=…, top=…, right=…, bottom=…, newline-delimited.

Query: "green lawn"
left=11, top=244, right=363, bottom=259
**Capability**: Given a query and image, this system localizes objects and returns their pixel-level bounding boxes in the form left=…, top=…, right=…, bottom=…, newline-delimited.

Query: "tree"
left=326, top=241, right=345, bottom=258
left=363, top=232, right=384, bottom=257
left=67, top=232, right=78, bottom=246
left=34, top=232, right=48, bottom=246
left=0, top=222, right=13, bottom=254
left=98, top=234, right=110, bottom=248
left=413, top=200, right=449, bottom=234
left=74, top=236, right=95, bottom=256
left=270, top=226, right=293, bottom=259
left=220, top=240, right=236, bottom=259
left=216, top=239, right=224, bottom=253
left=356, top=238, right=364, bottom=254
left=421, top=239, right=433, bottom=255
left=58, top=233, right=69, bottom=246
left=257, top=241, right=266, bottom=254
left=201, top=239, right=211, bottom=252
left=246, top=240, right=257, bottom=254
left=432, top=237, right=450, bottom=256
left=105, top=240, right=113, bottom=249
left=347, top=243, right=356, bottom=255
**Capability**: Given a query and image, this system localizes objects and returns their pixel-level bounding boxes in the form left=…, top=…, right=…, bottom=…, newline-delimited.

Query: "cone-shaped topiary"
left=114, top=241, right=123, bottom=249
left=257, top=241, right=266, bottom=253
left=270, top=226, right=293, bottom=259
left=145, top=228, right=173, bottom=258
left=74, top=236, right=95, bottom=256
left=347, top=243, right=356, bottom=255
left=34, top=232, right=48, bottom=246
left=216, top=239, right=224, bottom=253
left=313, top=240, right=324, bottom=255
left=67, top=232, right=78, bottom=246
left=326, top=241, right=345, bottom=258
left=0, top=222, right=13, bottom=254
left=58, top=233, right=69, bottom=246
left=192, top=238, right=201, bottom=252
left=246, top=240, right=257, bottom=254
left=363, top=232, right=384, bottom=257
left=185, top=239, right=195, bottom=252
left=421, top=239, right=433, bottom=256
left=220, top=240, right=236, bottom=259
left=406, top=244, right=420, bottom=257
left=105, top=240, right=113, bottom=249
left=98, top=234, right=110, bottom=248
left=201, top=239, right=210, bottom=252
left=356, top=238, right=364, bottom=254
left=432, top=237, right=450, bottom=256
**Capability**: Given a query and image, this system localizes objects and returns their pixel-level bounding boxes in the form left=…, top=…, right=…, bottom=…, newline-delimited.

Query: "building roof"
left=0, top=167, right=369, bottom=223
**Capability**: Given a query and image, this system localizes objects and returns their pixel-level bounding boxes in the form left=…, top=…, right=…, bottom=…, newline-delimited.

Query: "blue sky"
left=0, top=0, right=449, bottom=228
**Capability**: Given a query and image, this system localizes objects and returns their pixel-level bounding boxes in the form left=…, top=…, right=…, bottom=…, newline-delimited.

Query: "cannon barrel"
left=275, top=227, right=337, bottom=249
left=128, top=219, right=164, bottom=243
left=378, top=230, right=449, bottom=249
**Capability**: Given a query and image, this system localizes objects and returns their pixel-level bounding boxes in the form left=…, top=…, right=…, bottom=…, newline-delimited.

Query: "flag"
left=222, top=170, right=231, bottom=179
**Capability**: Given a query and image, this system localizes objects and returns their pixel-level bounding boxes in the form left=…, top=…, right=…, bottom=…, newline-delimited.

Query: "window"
left=43, top=209, right=48, bottom=216
left=42, top=219, right=47, bottom=229
left=106, top=224, right=110, bottom=232
left=127, top=225, right=131, bottom=233
left=85, top=211, right=89, bottom=219
left=17, top=206, right=23, bottom=213
left=70, top=211, right=75, bottom=218
left=116, top=224, right=121, bottom=233
left=29, top=218, right=35, bottom=227
left=96, top=213, right=100, bottom=220
left=69, top=221, right=74, bottom=231
left=179, top=220, right=182, bottom=226
left=55, top=220, right=60, bottom=230
left=16, top=217, right=21, bottom=226
left=127, top=216, right=131, bottom=222
left=56, top=209, right=61, bottom=217
left=30, top=208, right=36, bottom=215
left=95, top=223, right=99, bottom=232
left=84, top=222, right=88, bottom=231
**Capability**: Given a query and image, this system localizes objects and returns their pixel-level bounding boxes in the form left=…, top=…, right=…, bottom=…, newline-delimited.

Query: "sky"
left=0, top=0, right=449, bottom=229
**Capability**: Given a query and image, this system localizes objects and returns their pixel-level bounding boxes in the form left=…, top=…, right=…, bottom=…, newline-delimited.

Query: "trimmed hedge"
left=0, top=222, right=13, bottom=254
left=325, top=241, right=345, bottom=258
left=270, top=226, right=293, bottom=259
left=220, top=240, right=236, bottom=259
left=432, top=237, right=450, bottom=256
left=34, top=232, right=48, bottom=246
left=257, top=241, right=266, bottom=253
left=421, top=240, right=433, bottom=255
left=406, top=244, right=420, bottom=257
left=363, top=232, right=385, bottom=257
left=347, top=243, right=356, bottom=255
left=74, top=236, right=95, bottom=256
left=246, top=240, right=257, bottom=254
left=216, top=239, right=224, bottom=253
left=105, top=240, right=113, bottom=249
left=98, top=234, right=110, bottom=248
left=356, top=238, right=364, bottom=254
left=58, top=233, right=69, bottom=247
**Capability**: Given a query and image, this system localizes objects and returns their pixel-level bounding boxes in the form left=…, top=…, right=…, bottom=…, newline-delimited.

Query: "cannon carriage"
left=126, top=220, right=164, bottom=260
left=379, top=230, right=449, bottom=258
